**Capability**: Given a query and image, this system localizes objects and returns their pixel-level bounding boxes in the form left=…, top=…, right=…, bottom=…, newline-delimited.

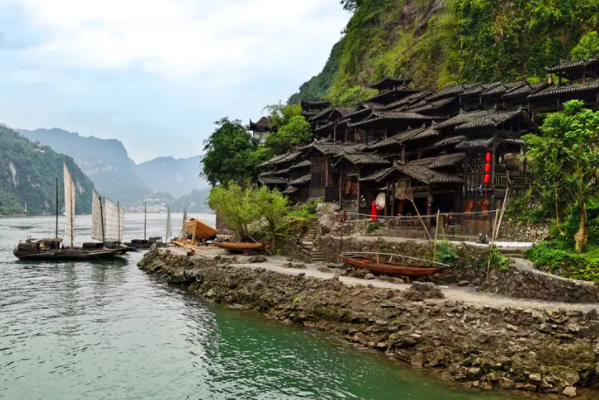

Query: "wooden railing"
left=465, top=173, right=509, bottom=188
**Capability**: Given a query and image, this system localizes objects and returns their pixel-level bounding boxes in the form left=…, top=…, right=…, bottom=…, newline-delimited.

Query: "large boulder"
left=317, top=203, right=340, bottom=234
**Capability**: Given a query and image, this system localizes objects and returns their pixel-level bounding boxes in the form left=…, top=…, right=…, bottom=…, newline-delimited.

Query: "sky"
left=0, top=0, right=350, bottom=163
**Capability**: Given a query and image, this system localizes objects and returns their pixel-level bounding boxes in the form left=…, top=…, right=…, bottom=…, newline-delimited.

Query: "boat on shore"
left=13, top=164, right=124, bottom=262
left=341, top=252, right=450, bottom=277
left=213, top=241, right=272, bottom=252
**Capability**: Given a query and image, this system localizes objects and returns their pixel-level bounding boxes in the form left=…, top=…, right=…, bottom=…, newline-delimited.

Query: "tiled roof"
left=405, top=97, right=457, bottom=113
left=308, top=107, right=334, bottom=122
left=257, top=153, right=288, bottom=168
left=301, top=99, right=331, bottom=107
left=395, top=165, right=463, bottom=184
left=289, top=160, right=311, bottom=170
left=427, top=83, right=481, bottom=100
left=303, top=142, right=362, bottom=156
left=503, top=82, right=551, bottom=99
left=434, top=109, right=531, bottom=131
left=455, top=137, right=496, bottom=149
left=259, top=176, right=287, bottom=185
left=366, top=86, right=419, bottom=103
left=433, top=135, right=467, bottom=148
left=289, top=174, right=312, bottom=186
left=408, top=153, right=466, bottom=169
left=259, top=170, right=276, bottom=177
left=481, top=81, right=527, bottom=97
left=462, top=82, right=501, bottom=96
left=407, top=127, right=441, bottom=141
left=336, top=152, right=390, bottom=165
left=528, top=80, right=599, bottom=99
left=273, top=151, right=302, bottom=165
left=359, top=165, right=462, bottom=184
left=547, top=57, right=599, bottom=73
left=283, top=186, right=299, bottom=195
left=382, top=91, right=431, bottom=110
left=368, top=127, right=427, bottom=149
left=272, top=168, right=291, bottom=176
left=455, top=109, right=526, bottom=131
left=347, top=111, right=442, bottom=128
left=368, top=77, right=412, bottom=90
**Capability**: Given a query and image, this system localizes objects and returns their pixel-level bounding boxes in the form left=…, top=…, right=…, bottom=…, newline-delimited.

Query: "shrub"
left=435, top=242, right=458, bottom=265
left=479, top=247, right=510, bottom=272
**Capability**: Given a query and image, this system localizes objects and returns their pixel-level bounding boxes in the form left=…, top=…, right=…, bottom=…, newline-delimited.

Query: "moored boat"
left=213, top=241, right=272, bottom=252
left=341, top=252, right=449, bottom=277
left=13, top=165, right=124, bottom=262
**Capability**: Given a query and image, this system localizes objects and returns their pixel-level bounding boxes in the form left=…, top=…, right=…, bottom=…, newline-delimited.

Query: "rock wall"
left=317, top=237, right=599, bottom=304
left=498, top=219, right=550, bottom=242
left=139, top=247, right=599, bottom=398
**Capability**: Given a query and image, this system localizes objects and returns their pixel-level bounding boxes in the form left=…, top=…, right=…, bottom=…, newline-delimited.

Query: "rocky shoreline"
left=139, top=246, right=599, bottom=398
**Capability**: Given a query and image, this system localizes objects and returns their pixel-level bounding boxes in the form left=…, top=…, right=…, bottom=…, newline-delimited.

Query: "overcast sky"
left=0, top=0, right=349, bottom=163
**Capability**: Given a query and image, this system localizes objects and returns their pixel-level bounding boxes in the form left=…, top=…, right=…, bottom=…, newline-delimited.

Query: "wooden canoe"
left=213, top=242, right=272, bottom=251
left=341, top=256, right=441, bottom=277
left=185, top=219, right=218, bottom=241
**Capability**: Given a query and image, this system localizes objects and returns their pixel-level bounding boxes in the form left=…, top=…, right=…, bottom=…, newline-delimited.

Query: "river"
left=0, top=214, right=521, bottom=400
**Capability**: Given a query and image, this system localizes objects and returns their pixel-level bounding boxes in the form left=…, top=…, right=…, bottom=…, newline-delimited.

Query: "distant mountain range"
left=19, top=128, right=210, bottom=210
left=0, top=124, right=94, bottom=215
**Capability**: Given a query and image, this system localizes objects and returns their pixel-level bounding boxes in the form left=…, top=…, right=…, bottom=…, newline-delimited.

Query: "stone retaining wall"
left=316, top=236, right=599, bottom=304
left=139, top=248, right=599, bottom=398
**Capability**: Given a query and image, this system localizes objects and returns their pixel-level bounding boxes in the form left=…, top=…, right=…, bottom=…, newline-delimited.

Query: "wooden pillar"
left=401, top=145, right=406, bottom=164
left=339, top=164, right=344, bottom=208
left=491, top=147, right=496, bottom=188
left=334, top=122, right=337, bottom=142
left=324, top=157, right=330, bottom=188
left=357, top=168, right=362, bottom=214
left=386, top=182, right=391, bottom=216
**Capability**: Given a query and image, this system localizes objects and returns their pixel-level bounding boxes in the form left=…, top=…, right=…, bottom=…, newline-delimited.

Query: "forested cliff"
left=289, top=0, right=599, bottom=104
left=0, top=124, right=94, bottom=215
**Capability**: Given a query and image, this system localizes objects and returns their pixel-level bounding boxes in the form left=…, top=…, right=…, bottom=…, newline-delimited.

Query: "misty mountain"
left=135, top=156, right=208, bottom=198
left=170, top=188, right=211, bottom=213
left=19, top=128, right=151, bottom=205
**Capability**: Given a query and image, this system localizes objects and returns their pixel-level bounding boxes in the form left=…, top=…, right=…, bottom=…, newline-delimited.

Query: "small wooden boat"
left=14, top=239, right=123, bottom=262
left=213, top=241, right=272, bottom=252
left=341, top=253, right=448, bottom=277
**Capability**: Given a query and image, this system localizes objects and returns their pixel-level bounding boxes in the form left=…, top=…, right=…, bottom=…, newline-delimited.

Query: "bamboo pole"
left=486, top=209, right=501, bottom=280
left=433, top=210, right=440, bottom=263
left=341, top=252, right=451, bottom=268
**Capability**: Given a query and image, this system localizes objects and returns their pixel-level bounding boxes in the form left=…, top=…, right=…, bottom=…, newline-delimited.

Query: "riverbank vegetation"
left=518, top=100, right=599, bottom=280
left=207, top=184, right=317, bottom=249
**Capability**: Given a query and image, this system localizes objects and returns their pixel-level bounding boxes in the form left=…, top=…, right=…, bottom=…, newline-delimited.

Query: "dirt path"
left=169, top=246, right=599, bottom=312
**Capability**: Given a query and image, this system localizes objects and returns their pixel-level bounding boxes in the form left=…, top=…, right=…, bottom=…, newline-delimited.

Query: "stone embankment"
left=140, top=246, right=599, bottom=398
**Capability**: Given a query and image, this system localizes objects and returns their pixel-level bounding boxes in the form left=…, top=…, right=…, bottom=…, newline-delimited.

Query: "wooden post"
left=357, top=168, right=362, bottom=214
left=433, top=210, right=440, bottom=262
left=491, top=147, right=496, bottom=188
left=339, top=164, right=344, bottom=208
left=191, top=220, right=197, bottom=246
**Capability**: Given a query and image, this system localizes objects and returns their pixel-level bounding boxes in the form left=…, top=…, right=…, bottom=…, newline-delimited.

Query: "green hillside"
left=0, top=124, right=94, bottom=215
left=289, top=0, right=599, bottom=104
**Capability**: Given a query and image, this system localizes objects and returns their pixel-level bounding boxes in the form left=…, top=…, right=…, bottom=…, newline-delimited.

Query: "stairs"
left=301, top=223, right=325, bottom=263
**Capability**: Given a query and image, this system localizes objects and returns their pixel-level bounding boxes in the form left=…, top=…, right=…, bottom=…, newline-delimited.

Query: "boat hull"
left=13, top=248, right=123, bottom=262
left=213, top=242, right=271, bottom=252
left=341, top=256, right=441, bottom=277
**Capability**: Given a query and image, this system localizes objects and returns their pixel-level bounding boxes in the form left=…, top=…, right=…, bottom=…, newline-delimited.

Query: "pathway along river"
left=1, top=214, right=521, bottom=400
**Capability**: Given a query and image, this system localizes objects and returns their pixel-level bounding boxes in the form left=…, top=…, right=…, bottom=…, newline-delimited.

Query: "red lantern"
left=484, top=163, right=491, bottom=173
left=485, top=153, right=492, bottom=163
left=484, top=174, right=491, bottom=185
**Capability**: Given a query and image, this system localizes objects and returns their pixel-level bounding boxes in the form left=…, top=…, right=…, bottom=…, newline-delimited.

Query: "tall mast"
left=117, top=202, right=121, bottom=243
left=55, top=177, right=58, bottom=240
left=70, top=174, right=74, bottom=249
left=100, top=196, right=105, bottom=243
left=144, top=201, right=147, bottom=240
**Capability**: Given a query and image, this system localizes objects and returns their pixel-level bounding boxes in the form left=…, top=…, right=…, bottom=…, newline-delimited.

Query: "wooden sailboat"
left=13, top=164, right=123, bottom=261
left=85, top=191, right=130, bottom=254
left=212, top=241, right=272, bottom=252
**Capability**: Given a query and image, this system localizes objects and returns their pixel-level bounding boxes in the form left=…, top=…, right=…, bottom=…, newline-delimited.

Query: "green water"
left=0, top=215, right=520, bottom=400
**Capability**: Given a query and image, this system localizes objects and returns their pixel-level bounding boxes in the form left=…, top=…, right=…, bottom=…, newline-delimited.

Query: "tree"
left=202, top=118, right=270, bottom=186
left=524, top=100, right=599, bottom=252
left=571, top=32, right=599, bottom=60
left=264, top=103, right=303, bottom=129
left=208, top=184, right=290, bottom=247
left=264, top=116, right=312, bottom=154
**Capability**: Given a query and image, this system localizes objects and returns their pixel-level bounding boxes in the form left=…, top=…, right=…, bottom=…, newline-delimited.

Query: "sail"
left=104, top=199, right=120, bottom=241
left=91, top=191, right=104, bottom=241
left=118, top=203, right=125, bottom=242
left=63, top=163, right=75, bottom=247
left=166, top=206, right=172, bottom=240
